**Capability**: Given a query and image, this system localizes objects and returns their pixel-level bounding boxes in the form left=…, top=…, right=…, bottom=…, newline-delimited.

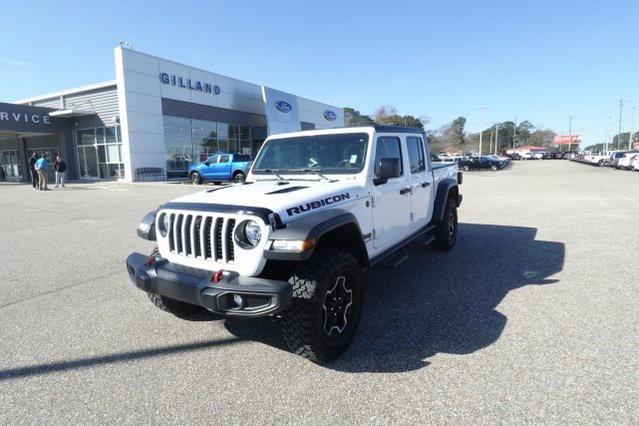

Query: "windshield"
left=252, top=133, right=368, bottom=174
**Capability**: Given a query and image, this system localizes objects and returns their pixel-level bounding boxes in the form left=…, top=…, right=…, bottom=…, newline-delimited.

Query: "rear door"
left=372, top=135, right=412, bottom=249
left=406, top=136, right=434, bottom=229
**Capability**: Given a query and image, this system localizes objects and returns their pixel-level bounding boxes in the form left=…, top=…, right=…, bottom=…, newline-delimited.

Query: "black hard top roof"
left=373, top=125, right=426, bottom=134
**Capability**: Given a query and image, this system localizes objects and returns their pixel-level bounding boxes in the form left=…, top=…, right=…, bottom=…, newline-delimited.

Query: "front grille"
left=168, top=213, right=238, bottom=263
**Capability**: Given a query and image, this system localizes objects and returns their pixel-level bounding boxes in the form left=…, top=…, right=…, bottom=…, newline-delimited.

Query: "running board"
left=379, top=248, right=408, bottom=268
left=368, top=223, right=437, bottom=269
left=413, top=233, right=435, bottom=247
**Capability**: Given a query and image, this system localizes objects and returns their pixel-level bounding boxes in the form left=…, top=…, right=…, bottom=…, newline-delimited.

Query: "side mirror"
left=374, top=157, right=400, bottom=185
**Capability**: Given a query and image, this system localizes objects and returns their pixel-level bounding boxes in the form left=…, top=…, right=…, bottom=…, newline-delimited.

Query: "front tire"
left=147, top=293, right=204, bottom=318
left=190, top=172, right=202, bottom=185
left=434, top=197, right=458, bottom=251
left=280, top=250, right=362, bottom=364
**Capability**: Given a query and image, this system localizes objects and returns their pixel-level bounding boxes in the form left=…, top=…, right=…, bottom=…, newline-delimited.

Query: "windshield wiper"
left=254, top=168, right=286, bottom=181
left=290, top=168, right=331, bottom=181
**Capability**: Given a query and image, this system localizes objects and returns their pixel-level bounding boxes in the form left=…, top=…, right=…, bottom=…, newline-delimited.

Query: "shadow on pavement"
left=0, top=338, right=242, bottom=381
left=0, top=223, right=564, bottom=379
left=225, top=223, right=565, bottom=372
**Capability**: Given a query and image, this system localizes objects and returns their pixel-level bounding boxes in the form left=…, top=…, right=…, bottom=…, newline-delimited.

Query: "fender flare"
left=137, top=209, right=157, bottom=241
left=264, top=209, right=368, bottom=263
left=433, top=179, right=460, bottom=221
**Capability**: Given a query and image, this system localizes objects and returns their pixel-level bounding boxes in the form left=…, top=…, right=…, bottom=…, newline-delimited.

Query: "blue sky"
left=1, top=0, right=638, bottom=146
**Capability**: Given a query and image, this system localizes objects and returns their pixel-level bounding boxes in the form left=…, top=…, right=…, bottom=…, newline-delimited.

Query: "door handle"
left=421, top=182, right=431, bottom=188
left=399, top=187, right=412, bottom=195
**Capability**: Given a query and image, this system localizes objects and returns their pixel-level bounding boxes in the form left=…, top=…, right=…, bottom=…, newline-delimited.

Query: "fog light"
left=233, top=294, right=245, bottom=308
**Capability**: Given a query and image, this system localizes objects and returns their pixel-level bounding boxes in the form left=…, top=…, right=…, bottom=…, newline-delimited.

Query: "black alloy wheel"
left=322, top=275, right=354, bottom=338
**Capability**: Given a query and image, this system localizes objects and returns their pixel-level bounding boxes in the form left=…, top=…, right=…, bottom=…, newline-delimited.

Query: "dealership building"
left=0, top=47, right=344, bottom=182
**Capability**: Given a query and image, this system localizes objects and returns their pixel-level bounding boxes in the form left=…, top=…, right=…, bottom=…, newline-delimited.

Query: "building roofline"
left=12, top=80, right=117, bottom=104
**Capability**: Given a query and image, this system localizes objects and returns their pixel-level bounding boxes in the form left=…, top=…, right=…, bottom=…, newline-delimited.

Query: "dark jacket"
left=29, top=156, right=38, bottom=171
left=54, top=160, right=67, bottom=173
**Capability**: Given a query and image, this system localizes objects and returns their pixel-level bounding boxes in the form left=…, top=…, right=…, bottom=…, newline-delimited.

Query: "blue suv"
left=188, top=153, right=252, bottom=185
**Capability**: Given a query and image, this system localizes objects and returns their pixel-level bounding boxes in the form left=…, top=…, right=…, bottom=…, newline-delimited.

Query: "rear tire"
left=190, top=172, right=202, bottom=185
left=434, top=197, right=458, bottom=251
left=280, top=249, right=362, bottom=364
left=233, top=172, right=246, bottom=184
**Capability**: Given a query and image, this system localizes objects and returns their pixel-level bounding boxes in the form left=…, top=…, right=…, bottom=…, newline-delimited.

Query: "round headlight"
left=158, top=213, right=169, bottom=237
left=244, top=220, right=262, bottom=246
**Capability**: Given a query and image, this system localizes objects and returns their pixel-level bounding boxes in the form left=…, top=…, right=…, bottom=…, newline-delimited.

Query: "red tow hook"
left=212, top=270, right=224, bottom=283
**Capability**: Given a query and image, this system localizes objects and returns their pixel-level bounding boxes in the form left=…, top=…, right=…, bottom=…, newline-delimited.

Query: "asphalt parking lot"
left=1, top=161, right=637, bottom=423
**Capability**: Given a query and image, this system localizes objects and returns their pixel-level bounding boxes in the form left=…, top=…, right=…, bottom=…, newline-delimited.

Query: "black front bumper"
left=126, top=252, right=292, bottom=317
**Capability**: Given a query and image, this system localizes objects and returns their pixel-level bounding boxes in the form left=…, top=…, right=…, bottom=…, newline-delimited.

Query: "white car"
left=616, top=152, right=639, bottom=170
left=519, top=152, right=533, bottom=160
left=127, top=125, right=463, bottom=363
left=632, top=155, right=639, bottom=171
left=532, top=152, right=544, bottom=160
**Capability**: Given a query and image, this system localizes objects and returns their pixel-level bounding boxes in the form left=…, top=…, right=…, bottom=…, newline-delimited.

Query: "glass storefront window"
left=240, top=126, right=250, bottom=141
left=76, top=126, right=124, bottom=180
left=77, top=129, right=95, bottom=145
left=105, top=127, right=117, bottom=143
left=96, top=128, right=105, bottom=144
left=106, top=145, right=119, bottom=163
left=163, top=117, right=257, bottom=178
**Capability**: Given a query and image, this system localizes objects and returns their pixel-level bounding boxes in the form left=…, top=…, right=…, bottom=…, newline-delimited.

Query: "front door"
left=213, top=154, right=231, bottom=180
left=372, top=136, right=412, bottom=249
left=406, top=136, right=434, bottom=229
left=77, top=145, right=99, bottom=178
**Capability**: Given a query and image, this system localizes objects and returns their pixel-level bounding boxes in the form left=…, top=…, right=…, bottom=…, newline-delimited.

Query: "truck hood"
left=167, top=178, right=366, bottom=223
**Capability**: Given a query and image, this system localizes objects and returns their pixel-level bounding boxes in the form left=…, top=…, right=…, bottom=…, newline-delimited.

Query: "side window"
left=218, top=155, right=229, bottom=163
left=374, top=136, right=402, bottom=176
left=406, top=136, right=426, bottom=173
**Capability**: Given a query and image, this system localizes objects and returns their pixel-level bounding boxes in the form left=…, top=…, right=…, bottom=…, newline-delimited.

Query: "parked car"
left=632, top=155, right=639, bottom=171
left=563, top=151, right=577, bottom=160
left=616, top=152, right=639, bottom=170
left=127, top=125, right=462, bottom=363
left=608, top=151, right=629, bottom=168
left=188, top=153, right=252, bottom=184
left=457, top=155, right=505, bottom=171
left=431, top=153, right=456, bottom=163
left=487, top=154, right=510, bottom=165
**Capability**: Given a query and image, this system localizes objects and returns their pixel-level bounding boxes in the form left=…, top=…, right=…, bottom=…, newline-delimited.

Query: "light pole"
left=567, top=116, right=572, bottom=152
left=628, top=107, right=636, bottom=150
left=494, top=123, right=499, bottom=155
left=618, top=99, right=623, bottom=150
left=478, top=107, right=487, bottom=155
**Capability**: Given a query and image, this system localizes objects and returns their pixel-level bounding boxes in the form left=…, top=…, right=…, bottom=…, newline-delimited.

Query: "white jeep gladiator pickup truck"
left=127, top=125, right=462, bottom=363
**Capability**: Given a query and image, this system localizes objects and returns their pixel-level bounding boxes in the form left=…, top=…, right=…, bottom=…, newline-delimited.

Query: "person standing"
left=53, top=155, right=67, bottom=188
left=29, top=153, right=39, bottom=189
left=34, top=153, right=50, bottom=191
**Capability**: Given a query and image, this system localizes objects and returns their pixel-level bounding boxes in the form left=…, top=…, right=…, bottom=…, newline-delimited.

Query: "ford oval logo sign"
left=275, top=100, right=292, bottom=113
left=324, top=110, right=337, bottom=121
